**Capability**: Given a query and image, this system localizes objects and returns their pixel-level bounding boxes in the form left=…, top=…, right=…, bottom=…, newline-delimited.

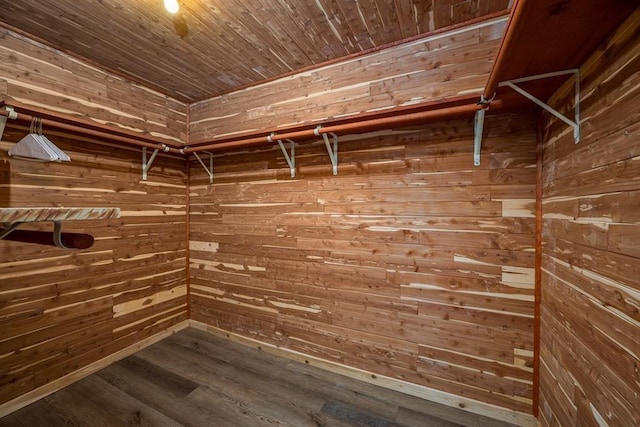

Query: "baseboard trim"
left=0, top=319, right=190, bottom=418
left=190, top=320, right=536, bottom=427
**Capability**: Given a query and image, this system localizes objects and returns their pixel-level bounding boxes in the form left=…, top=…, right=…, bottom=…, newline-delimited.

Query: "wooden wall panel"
left=188, top=113, right=536, bottom=418
left=538, top=9, right=640, bottom=427
left=0, top=28, right=187, bottom=145
left=0, top=125, right=188, bottom=406
left=188, top=17, right=507, bottom=142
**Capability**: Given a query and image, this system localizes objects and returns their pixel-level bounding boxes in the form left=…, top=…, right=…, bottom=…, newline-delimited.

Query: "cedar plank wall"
left=538, top=9, right=640, bottom=427
left=0, top=31, right=188, bottom=407
left=188, top=113, right=537, bottom=418
left=0, top=129, right=188, bottom=407
left=188, top=16, right=507, bottom=142
left=0, top=28, right=186, bottom=145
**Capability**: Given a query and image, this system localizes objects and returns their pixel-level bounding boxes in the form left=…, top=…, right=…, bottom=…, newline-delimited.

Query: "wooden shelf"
left=0, top=207, right=121, bottom=223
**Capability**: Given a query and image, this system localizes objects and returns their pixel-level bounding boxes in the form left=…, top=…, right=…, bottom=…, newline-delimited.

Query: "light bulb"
left=164, top=0, right=179, bottom=14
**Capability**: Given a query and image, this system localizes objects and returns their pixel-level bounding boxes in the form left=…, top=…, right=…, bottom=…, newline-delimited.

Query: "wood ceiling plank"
left=478, top=0, right=510, bottom=15
left=352, top=0, right=390, bottom=47
left=210, top=0, right=301, bottom=77
left=332, top=0, right=377, bottom=50
left=451, top=0, right=478, bottom=24
left=372, top=0, right=405, bottom=41
left=250, top=0, right=326, bottom=66
left=1, top=0, right=209, bottom=100
left=393, top=0, right=420, bottom=38
left=268, top=0, right=334, bottom=61
left=433, top=0, right=455, bottom=29
left=413, top=0, right=436, bottom=33
left=0, top=0, right=511, bottom=101
left=295, top=0, right=354, bottom=57
left=284, top=0, right=347, bottom=61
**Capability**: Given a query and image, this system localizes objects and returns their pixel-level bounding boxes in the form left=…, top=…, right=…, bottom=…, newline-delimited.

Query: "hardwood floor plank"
left=45, top=385, right=129, bottom=427
left=161, top=329, right=405, bottom=422
left=137, top=341, right=268, bottom=402
left=116, top=355, right=199, bottom=398
left=96, top=362, right=231, bottom=426
left=396, top=400, right=481, bottom=427
left=397, top=406, right=465, bottom=427
left=0, top=401, right=70, bottom=427
left=70, top=375, right=182, bottom=427
left=280, top=360, right=404, bottom=420
left=321, top=399, right=400, bottom=427
left=1, top=328, right=520, bottom=426
left=136, top=340, right=326, bottom=426
left=142, top=339, right=330, bottom=425
left=185, top=386, right=302, bottom=427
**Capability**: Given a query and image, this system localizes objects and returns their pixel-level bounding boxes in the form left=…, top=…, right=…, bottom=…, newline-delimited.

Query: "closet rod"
left=185, top=101, right=494, bottom=153
left=0, top=105, right=184, bottom=155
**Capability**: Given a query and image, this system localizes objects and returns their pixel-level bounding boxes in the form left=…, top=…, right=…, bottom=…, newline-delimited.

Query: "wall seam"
left=533, top=111, right=544, bottom=419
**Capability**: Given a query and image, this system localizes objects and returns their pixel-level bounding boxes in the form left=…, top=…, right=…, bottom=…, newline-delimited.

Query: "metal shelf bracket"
left=499, top=69, right=581, bottom=143
left=193, top=151, right=213, bottom=183
left=141, top=144, right=171, bottom=180
left=1, top=220, right=70, bottom=249
left=268, top=132, right=296, bottom=178
left=0, top=222, right=21, bottom=240
left=0, top=106, right=17, bottom=140
left=142, top=146, right=159, bottom=180
left=52, top=221, right=70, bottom=249
left=321, top=131, right=339, bottom=175
left=473, top=107, right=486, bottom=166
left=276, top=138, right=296, bottom=178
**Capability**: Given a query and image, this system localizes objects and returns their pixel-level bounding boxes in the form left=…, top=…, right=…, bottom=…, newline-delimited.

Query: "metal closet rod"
left=2, top=99, right=499, bottom=156
left=0, top=104, right=184, bottom=155
left=185, top=101, right=494, bottom=154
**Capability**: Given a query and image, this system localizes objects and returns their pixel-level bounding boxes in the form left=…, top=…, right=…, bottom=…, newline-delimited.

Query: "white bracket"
left=142, top=146, right=159, bottom=180
left=1, top=106, right=18, bottom=140
left=1, top=220, right=70, bottom=249
left=193, top=151, right=213, bottom=183
left=322, top=132, right=339, bottom=175
left=499, top=69, right=580, bottom=143
left=473, top=108, right=486, bottom=166
left=276, top=138, right=296, bottom=178
left=0, top=222, right=21, bottom=240
left=0, top=116, right=6, bottom=141
left=52, top=221, right=69, bottom=249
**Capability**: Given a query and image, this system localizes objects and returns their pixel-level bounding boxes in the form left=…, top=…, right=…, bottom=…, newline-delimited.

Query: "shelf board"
left=0, top=207, right=121, bottom=223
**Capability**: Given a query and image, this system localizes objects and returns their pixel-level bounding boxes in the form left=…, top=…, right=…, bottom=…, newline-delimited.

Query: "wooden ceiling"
left=0, top=0, right=511, bottom=102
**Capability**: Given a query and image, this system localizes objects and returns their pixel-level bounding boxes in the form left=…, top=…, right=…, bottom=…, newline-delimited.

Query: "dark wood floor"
left=1, top=328, right=518, bottom=426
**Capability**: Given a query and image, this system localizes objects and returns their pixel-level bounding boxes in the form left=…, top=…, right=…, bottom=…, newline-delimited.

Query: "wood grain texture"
left=538, top=9, right=640, bottom=427
left=0, top=28, right=187, bottom=144
left=0, top=207, right=120, bottom=223
left=0, top=124, right=188, bottom=406
left=0, top=0, right=510, bottom=102
left=188, top=17, right=507, bottom=142
left=188, top=113, right=537, bottom=417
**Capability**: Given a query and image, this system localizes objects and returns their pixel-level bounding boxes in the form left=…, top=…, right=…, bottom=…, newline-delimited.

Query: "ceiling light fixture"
left=164, top=0, right=179, bottom=14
